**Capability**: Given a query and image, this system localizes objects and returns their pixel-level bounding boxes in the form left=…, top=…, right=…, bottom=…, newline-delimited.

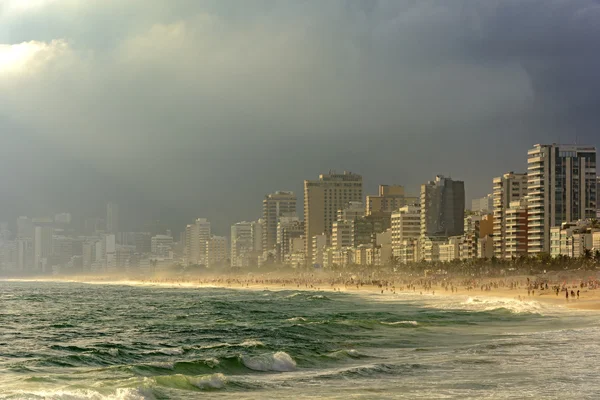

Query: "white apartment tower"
left=304, top=171, right=363, bottom=264
left=527, top=144, right=597, bottom=254
left=492, top=172, right=528, bottom=259
left=391, top=205, right=420, bottom=255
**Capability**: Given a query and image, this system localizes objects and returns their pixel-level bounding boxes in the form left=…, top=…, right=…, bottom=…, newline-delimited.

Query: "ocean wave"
left=463, top=297, right=545, bottom=314
left=286, top=316, right=307, bottom=322
left=4, top=387, right=155, bottom=400
left=241, top=351, right=297, bottom=372
left=156, top=347, right=184, bottom=356
left=380, top=320, right=419, bottom=326
left=325, top=349, right=371, bottom=360
left=154, top=373, right=227, bottom=391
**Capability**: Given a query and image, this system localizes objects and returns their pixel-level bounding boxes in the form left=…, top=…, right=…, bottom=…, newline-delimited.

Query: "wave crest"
left=241, top=351, right=297, bottom=372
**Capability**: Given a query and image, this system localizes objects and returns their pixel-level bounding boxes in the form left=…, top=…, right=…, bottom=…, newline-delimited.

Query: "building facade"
left=420, top=175, right=465, bottom=240
left=263, top=191, right=297, bottom=256
left=527, top=144, right=597, bottom=254
left=493, top=172, right=528, bottom=259
left=304, top=171, right=363, bottom=264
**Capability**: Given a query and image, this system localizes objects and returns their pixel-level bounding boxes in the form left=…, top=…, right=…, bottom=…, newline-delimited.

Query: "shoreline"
left=4, top=273, right=600, bottom=311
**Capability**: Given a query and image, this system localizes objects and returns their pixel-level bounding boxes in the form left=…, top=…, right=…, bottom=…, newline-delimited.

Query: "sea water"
left=0, top=281, right=598, bottom=399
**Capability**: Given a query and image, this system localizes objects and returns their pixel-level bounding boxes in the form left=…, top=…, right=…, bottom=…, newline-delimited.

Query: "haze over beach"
left=2, top=0, right=600, bottom=399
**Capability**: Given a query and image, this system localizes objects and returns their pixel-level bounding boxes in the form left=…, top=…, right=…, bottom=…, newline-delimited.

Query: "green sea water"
left=0, top=281, right=598, bottom=399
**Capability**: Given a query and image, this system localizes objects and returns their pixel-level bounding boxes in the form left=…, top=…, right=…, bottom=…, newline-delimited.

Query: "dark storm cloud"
left=0, top=0, right=598, bottom=234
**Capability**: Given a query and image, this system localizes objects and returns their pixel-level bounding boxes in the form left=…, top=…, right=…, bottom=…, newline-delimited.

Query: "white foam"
left=188, top=373, right=227, bottom=390
left=286, top=317, right=307, bottom=322
left=158, top=347, right=184, bottom=356
left=241, top=351, right=297, bottom=372
left=462, top=296, right=545, bottom=313
left=107, top=348, right=119, bottom=357
left=240, top=339, right=264, bottom=347
left=11, top=388, right=153, bottom=400
left=381, top=320, right=419, bottom=326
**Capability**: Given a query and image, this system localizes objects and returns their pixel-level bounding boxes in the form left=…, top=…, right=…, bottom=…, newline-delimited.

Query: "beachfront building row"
left=492, top=144, right=597, bottom=259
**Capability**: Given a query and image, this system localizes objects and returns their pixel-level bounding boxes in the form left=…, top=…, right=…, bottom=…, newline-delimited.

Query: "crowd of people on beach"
left=108, top=269, right=600, bottom=304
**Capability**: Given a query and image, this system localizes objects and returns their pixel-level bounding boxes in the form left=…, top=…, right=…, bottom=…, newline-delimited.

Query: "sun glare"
left=0, top=42, right=44, bottom=74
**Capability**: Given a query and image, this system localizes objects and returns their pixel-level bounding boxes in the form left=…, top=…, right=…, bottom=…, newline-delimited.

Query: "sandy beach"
left=9, top=270, right=600, bottom=311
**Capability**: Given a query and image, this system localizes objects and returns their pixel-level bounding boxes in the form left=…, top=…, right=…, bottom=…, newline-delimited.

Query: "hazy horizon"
left=2, top=0, right=600, bottom=235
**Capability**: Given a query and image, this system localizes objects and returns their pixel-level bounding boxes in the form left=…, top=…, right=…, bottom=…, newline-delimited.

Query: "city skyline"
left=2, top=1, right=600, bottom=235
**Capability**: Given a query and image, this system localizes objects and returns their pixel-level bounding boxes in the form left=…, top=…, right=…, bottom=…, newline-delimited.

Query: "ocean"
left=0, top=280, right=598, bottom=399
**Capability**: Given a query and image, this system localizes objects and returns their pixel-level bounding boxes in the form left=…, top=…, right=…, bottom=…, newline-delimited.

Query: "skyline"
left=2, top=1, right=600, bottom=234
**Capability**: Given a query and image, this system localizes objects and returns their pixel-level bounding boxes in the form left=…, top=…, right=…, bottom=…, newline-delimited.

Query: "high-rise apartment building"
left=527, top=144, right=597, bottom=254
left=262, top=191, right=297, bottom=255
left=206, top=236, right=227, bottom=267
left=304, top=171, right=363, bottom=264
left=337, top=201, right=365, bottom=222
left=505, top=198, right=529, bottom=259
left=185, top=218, right=211, bottom=265
left=106, top=202, right=119, bottom=234
left=391, top=205, right=420, bottom=255
left=231, top=221, right=262, bottom=268
left=33, top=225, right=53, bottom=273
left=366, top=185, right=418, bottom=216
left=420, top=175, right=465, bottom=240
left=492, top=172, right=528, bottom=259
left=471, top=194, right=493, bottom=213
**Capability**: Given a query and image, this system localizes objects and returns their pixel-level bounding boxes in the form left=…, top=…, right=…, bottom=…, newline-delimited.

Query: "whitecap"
left=188, top=373, right=227, bottom=390
left=286, top=317, right=307, bottom=322
left=381, top=320, right=419, bottom=326
left=158, top=347, right=184, bottom=356
left=240, top=339, right=264, bottom=348
left=241, top=351, right=297, bottom=372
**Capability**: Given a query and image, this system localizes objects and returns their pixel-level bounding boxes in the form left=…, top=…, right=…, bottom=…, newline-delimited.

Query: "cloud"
left=0, top=0, right=598, bottom=233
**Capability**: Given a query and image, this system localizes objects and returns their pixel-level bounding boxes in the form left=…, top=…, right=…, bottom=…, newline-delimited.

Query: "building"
left=439, top=236, right=461, bottom=263
left=550, top=221, right=593, bottom=258
left=54, top=213, right=72, bottom=225
left=151, top=235, right=173, bottom=258
left=391, top=205, right=420, bottom=255
left=33, top=225, right=53, bottom=273
left=478, top=235, right=494, bottom=259
left=206, top=236, right=227, bottom=267
left=493, top=172, right=528, bottom=259
left=17, top=216, right=33, bottom=239
left=353, top=213, right=392, bottom=246
left=504, top=198, right=529, bottom=259
left=331, top=220, right=354, bottom=249
left=231, top=221, right=262, bottom=268
left=420, top=175, right=465, bottom=240
left=395, top=238, right=420, bottom=264
left=312, top=234, right=329, bottom=266
left=16, top=238, right=33, bottom=272
left=366, top=185, right=418, bottom=216
left=185, top=218, right=211, bottom=265
left=263, top=191, right=297, bottom=256
left=528, top=144, right=597, bottom=254
left=277, top=219, right=304, bottom=264
left=337, top=201, right=365, bottom=222
left=285, top=236, right=306, bottom=268
left=304, top=171, right=363, bottom=264
left=106, top=202, right=119, bottom=234
left=471, top=194, right=493, bottom=213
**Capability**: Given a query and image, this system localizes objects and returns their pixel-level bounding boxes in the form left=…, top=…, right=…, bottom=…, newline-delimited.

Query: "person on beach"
left=577, top=290, right=580, bottom=299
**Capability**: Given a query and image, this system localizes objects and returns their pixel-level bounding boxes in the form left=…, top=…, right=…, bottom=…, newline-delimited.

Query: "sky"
left=1, top=0, right=599, bottom=235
